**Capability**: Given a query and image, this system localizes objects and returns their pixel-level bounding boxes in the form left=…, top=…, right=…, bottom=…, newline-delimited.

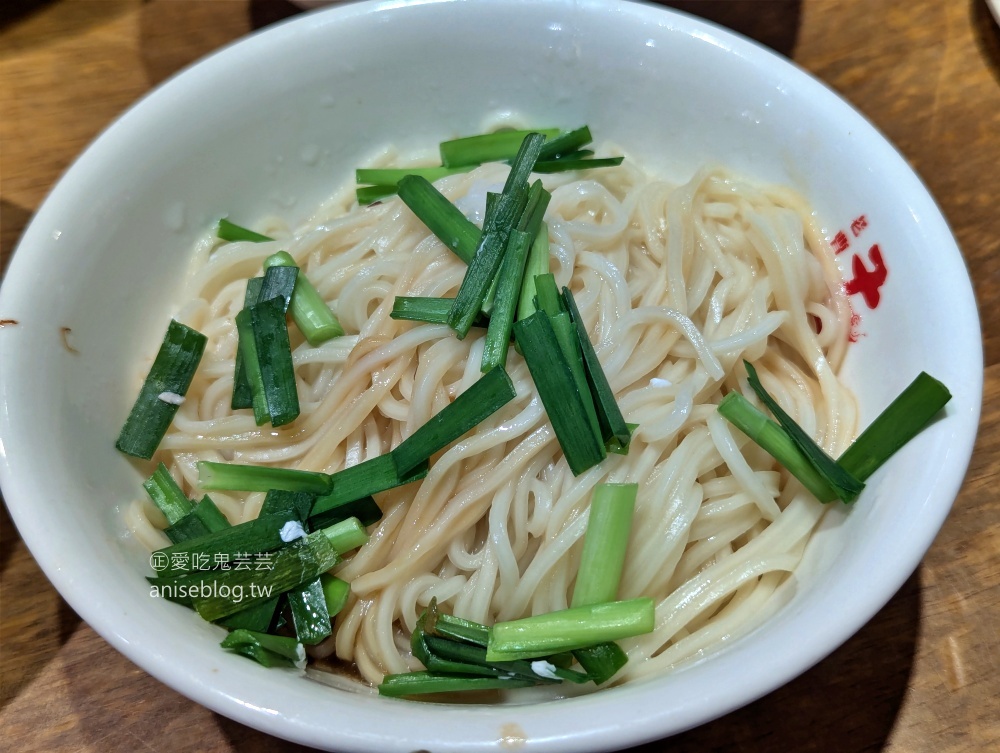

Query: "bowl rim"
left=0, top=0, right=983, bottom=750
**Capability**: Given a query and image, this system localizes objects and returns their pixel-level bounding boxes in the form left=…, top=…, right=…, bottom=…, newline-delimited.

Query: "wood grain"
left=2, top=1, right=999, bottom=751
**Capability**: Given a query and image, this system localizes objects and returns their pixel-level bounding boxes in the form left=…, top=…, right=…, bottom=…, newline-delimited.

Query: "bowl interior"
left=0, top=1, right=981, bottom=751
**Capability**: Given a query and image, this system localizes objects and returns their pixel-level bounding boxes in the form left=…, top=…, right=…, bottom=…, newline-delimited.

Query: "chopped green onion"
left=480, top=228, right=533, bottom=372
left=163, top=496, right=231, bottom=544
left=143, top=462, right=194, bottom=525
left=320, top=574, right=351, bottom=617
left=155, top=512, right=301, bottom=573
left=837, top=372, right=951, bottom=481
left=536, top=126, right=593, bottom=161
left=116, top=319, right=207, bottom=459
left=234, top=305, right=270, bottom=424
left=439, top=127, right=560, bottom=167
left=389, top=296, right=483, bottom=327
left=744, top=361, right=864, bottom=502
left=517, top=224, right=550, bottom=321
left=247, top=295, right=299, bottom=426
left=357, top=165, right=474, bottom=188
left=197, top=460, right=332, bottom=495
left=356, top=184, right=399, bottom=205
left=396, top=175, right=481, bottom=264
left=392, top=366, right=517, bottom=476
left=485, top=598, right=655, bottom=662
left=258, top=489, right=316, bottom=521
left=221, top=629, right=304, bottom=668
left=287, top=577, right=332, bottom=645
left=562, top=287, right=632, bottom=453
left=258, top=264, right=298, bottom=313
left=232, top=277, right=265, bottom=410
left=320, top=516, right=369, bottom=554
left=532, top=156, right=624, bottom=174
left=717, top=392, right=838, bottom=503
left=217, top=219, right=273, bottom=243
left=533, top=273, right=563, bottom=317
left=308, top=494, right=383, bottom=531
left=571, top=483, right=637, bottom=608
left=378, top=671, right=536, bottom=697
left=217, top=598, right=281, bottom=633
left=513, top=311, right=606, bottom=475
left=573, top=641, right=628, bottom=685
left=263, top=250, right=344, bottom=345
left=309, top=455, right=428, bottom=528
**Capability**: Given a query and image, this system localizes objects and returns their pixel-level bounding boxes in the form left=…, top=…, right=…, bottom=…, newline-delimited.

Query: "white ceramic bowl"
left=0, top=1, right=981, bottom=751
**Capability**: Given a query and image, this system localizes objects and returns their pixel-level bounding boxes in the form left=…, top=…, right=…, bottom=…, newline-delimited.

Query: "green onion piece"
left=356, top=184, right=399, bottom=205
left=320, top=516, right=369, bottom=554
left=116, top=319, right=207, bottom=459
left=308, top=494, right=383, bottom=531
left=480, top=228, right=533, bottom=372
left=513, top=311, right=606, bottom=475
left=424, top=602, right=490, bottom=647
left=608, top=423, right=639, bottom=456
left=197, top=460, right=332, bottom=495
left=378, top=671, right=536, bottom=697
left=536, top=126, right=593, bottom=160
left=217, top=219, right=273, bottom=243
left=447, top=133, right=544, bottom=337
left=717, top=392, right=839, bottom=502
left=217, top=598, right=281, bottom=633
left=259, top=489, right=316, bottom=521
left=532, top=156, right=625, bottom=174
left=439, top=127, right=561, bottom=167
left=143, top=462, right=193, bottom=525
left=258, top=264, right=298, bottom=313
left=562, top=287, right=632, bottom=453
left=155, top=512, right=300, bottom=573
left=249, top=295, right=299, bottom=426
left=263, top=250, right=344, bottom=345
left=232, top=277, right=265, bottom=410
left=357, top=165, right=474, bottom=188
left=222, top=628, right=304, bottom=661
left=573, top=642, right=629, bottom=685
left=485, top=598, right=655, bottom=662
left=837, top=372, right=951, bottom=481
left=550, top=311, right=602, bottom=444
left=571, top=483, right=638, bottom=608
left=320, top=574, right=351, bottom=617
left=163, top=496, right=230, bottom=545
left=517, top=223, right=550, bottom=321
left=396, top=175, right=481, bottom=264
left=308, top=455, right=428, bottom=527
left=287, top=577, right=332, bottom=645
left=391, top=296, right=457, bottom=325
left=186, top=531, right=338, bottom=621
left=234, top=305, right=270, bottom=424
left=392, top=366, right=517, bottom=476
left=744, top=361, right=864, bottom=502
left=533, top=273, right=563, bottom=317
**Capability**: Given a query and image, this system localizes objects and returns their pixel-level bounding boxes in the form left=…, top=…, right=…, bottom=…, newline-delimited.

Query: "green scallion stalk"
left=571, top=483, right=638, bottom=608
left=533, top=273, right=563, bottom=317
left=308, top=455, right=428, bottom=528
left=116, top=320, right=207, bottom=459
left=550, top=310, right=602, bottom=444
left=287, top=577, right=332, bottom=645
left=320, top=574, right=351, bottom=616
left=356, top=184, right=399, bottom=205
left=743, top=361, right=864, bottom=502
left=232, top=277, right=265, bottom=410
left=536, top=126, right=593, bottom=161
left=197, top=460, right=332, bottom=495
left=532, top=156, right=625, bottom=174
left=479, top=228, right=533, bottom=372
left=573, top=641, right=629, bottom=685
left=837, top=371, right=951, bottom=481
left=512, top=311, right=606, bottom=475
left=396, top=175, right=481, bottom=264
left=717, top=392, right=838, bottom=503
left=357, top=165, right=474, bottom=188
left=439, top=127, right=561, bottom=167
left=263, top=250, right=344, bottom=345
left=517, top=223, right=550, bottom=321
left=143, top=462, right=194, bottom=525
left=390, top=296, right=458, bottom=325
left=234, top=305, right=271, bottom=424
left=562, top=287, right=632, bottom=453
left=217, top=219, right=273, bottom=243
left=217, top=598, right=281, bottom=634
left=485, top=598, right=655, bottom=661
left=378, top=671, right=536, bottom=697
left=221, top=629, right=304, bottom=668
left=320, top=516, right=369, bottom=554
left=392, top=366, right=517, bottom=476
left=163, top=496, right=231, bottom=544
left=259, top=489, right=316, bottom=521
left=307, top=494, right=383, bottom=531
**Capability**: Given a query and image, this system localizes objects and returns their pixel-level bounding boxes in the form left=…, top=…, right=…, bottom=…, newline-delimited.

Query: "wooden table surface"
left=2, top=1, right=999, bottom=751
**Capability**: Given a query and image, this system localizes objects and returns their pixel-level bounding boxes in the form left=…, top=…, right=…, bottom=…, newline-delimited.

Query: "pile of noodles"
left=125, top=150, right=857, bottom=692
